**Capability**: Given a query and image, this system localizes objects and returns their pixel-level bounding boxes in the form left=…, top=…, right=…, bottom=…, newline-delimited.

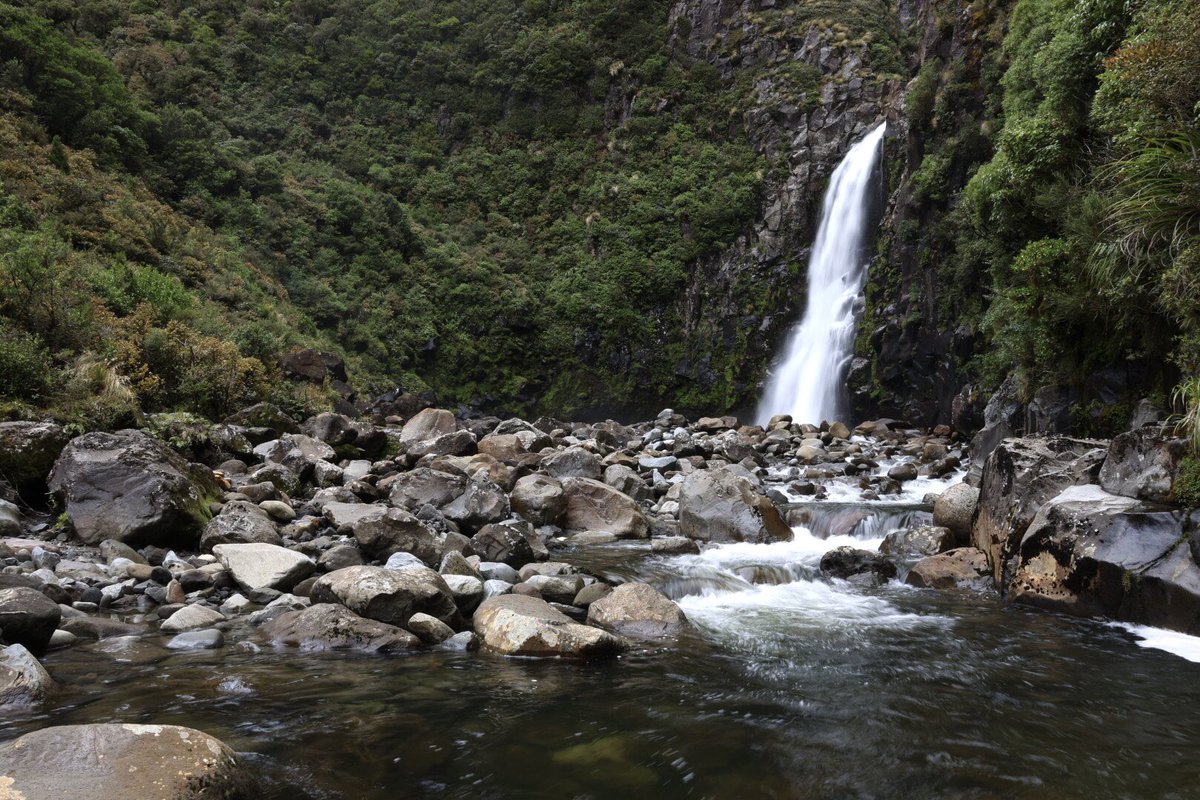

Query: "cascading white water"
left=757, top=122, right=887, bottom=426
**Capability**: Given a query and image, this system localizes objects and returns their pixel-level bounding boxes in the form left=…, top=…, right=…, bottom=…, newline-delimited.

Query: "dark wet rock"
left=972, top=437, right=1107, bottom=589
left=471, top=520, right=540, bottom=567
left=225, top=402, right=301, bottom=436
left=1007, top=485, right=1200, bottom=633
left=388, top=468, right=467, bottom=511
left=472, top=594, right=627, bottom=658
left=879, top=526, right=956, bottom=562
left=213, top=543, right=315, bottom=592
left=348, top=506, right=446, bottom=564
left=932, top=482, right=979, bottom=543
left=968, top=376, right=1024, bottom=478
left=0, top=421, right=69, bottom=501
left=442, top=476, right=511, bottom=534
left=906, top=548, right=994, bottom=592
left=678, top=466, right=790, bottom=544
left=48, top=430, right=219, bottom=548
left=819, top=546, right=898, bottom=581
left=586, top=582, right=687, bottom=638
left=0, top=723, right=253, bottom=799
left=59, top=616, right=143, bottom=640
left=0, top=587, right=60, bottom=655
left=887, top=462, right=919, bottom=482
left=0, top=643, right=55, bottom=706
left=200, top=500, right=282, bottom=550
left=561, top=477, right=649, bottom=539
left=311, top=565, right=460, bottom=628
left=1098, top=425, right=1188, bottom=503
left=262, top=603, right=418, bottom=652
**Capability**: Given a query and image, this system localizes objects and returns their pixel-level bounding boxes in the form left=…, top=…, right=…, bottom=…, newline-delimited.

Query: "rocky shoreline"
left=0, top=403, right=1196, bottom=796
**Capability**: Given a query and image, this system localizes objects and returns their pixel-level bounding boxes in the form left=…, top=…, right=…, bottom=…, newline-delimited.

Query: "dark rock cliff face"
left=661, top=0, right=904, bottom=416
left=850, top=0, right=1013, bottom=427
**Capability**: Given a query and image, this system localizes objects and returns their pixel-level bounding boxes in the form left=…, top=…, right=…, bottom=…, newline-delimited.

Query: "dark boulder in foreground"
left=48, top=430, right=219, bottom=548
left=819, top=546, right=898, bottom=582
left=0, top=723, right=252, bottom=799
left=0, top=586, right=61, bottom=655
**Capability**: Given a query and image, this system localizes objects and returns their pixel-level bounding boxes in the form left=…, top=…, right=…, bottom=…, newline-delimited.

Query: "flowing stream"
left=757, top=122, right=887, bottom=426
left=7, top=470, right=1200, bottom=798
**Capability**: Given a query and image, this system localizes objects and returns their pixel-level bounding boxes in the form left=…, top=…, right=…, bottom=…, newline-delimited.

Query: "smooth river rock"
left=472, top=595, right=627, bottom=658
left=0, top=643, right=55, bottom=706
left=0, top=723, right=252, bottom=799
left=586, top=582, right=687, bottom=638
left=311, top=565, right=460, bottom=628
left=0, top=587, right=61, bottom=655
left=262, top=603, right=419, bottom=652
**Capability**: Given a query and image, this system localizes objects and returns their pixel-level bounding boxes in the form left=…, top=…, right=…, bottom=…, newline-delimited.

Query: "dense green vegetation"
left=0, top=0, right=781, bottom=423
left=898, top=0, right=1199, bottom=413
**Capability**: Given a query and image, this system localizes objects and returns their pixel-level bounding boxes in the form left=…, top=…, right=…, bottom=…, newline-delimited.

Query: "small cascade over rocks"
left=757, top=122, right=887, bottom=426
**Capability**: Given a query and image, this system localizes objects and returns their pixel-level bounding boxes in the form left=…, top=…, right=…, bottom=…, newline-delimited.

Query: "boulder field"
left=0, top=402, right=1197, bottom=776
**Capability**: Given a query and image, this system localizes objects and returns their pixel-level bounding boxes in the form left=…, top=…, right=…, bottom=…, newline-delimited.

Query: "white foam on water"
left=686, top=528, right=885, bottom=569
left=1111, top=622, right=1200, bottom=663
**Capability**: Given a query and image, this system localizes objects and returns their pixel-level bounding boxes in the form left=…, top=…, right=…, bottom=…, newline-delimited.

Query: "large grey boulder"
left=0, top=421, right=69, bottom=499
left=0, top=587, right=61, bottom=655
left=971, top=437, right=1107, bottom=589
left=399, top=408, right=456, bottom=444
left=0, top=643, right=55, bottom=706
left=213, top=543, right=315, bottom=592
left=586, top=583, right=687, bottom=638
left=253, top=433, right=336, bottom=476
left=262, top=603, right=418, bottom=652
left=388, top=468, right=466, bottom=511
left=543, top=447, right=603, bottom=480
left=678, top=466, right=791, bottom=544
left=311, top=565, right=459, bottom=628
left=879, top=526, right=956, bottom=563
left=509, top=474, right=566, bottom=526
left=348, top=506, right=447, bottom=564
left=442, top=476, right=510, bottom=533
left=1099, top=425, right=1189, bottom=503
left=472, top=595, right=627, bottom=658
left=200, top=500, right=282, bottom=550
left=0, top=723, right=252, bottom=799
left=48, top=430, right=218, bottom=548
left=561, top=477, right=648, bottom=538
left=1008, top=484, right=1200, bottom=632
left=932, top=483, right=978, bottom=542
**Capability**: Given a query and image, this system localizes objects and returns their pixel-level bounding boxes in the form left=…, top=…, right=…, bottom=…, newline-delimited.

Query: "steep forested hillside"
left=0, top=0, right=1197, bottom=429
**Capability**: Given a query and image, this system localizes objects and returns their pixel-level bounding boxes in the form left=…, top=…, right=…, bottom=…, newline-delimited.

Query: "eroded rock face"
left=48, top=430, right=218, bottom=548
left=586, top=583, right=687, bottom=638
left=472, top=594, right=627, bottom=658
left=1098, top=425, right=1188, bottom=503
left=1007, top=485, right=1200, bottom=633
left=262, top=603, right=418, bottom=652
left=971, top=437, right=1107, bottom=590
left=311, top=565, right=459, bottom=628
left=0, top=723, right=252, bottom=799
left=678, top=466, right=790, bottom=544
left=0, top=421, right=69, bottom=500
left=560, top=478, right=649, bottom=539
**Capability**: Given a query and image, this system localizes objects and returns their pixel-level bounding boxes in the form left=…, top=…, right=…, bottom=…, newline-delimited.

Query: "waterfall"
left=757, top=122, right=887, bottom=426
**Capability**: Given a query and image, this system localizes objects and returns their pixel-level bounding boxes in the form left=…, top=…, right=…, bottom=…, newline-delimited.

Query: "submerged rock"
left=0, top=723, right=252, bottom=799
left=262, top=603, right=418, bottom=652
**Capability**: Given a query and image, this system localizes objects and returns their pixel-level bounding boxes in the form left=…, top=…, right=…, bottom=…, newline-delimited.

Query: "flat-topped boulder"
left=472, top=594, right=627, bottom=658
left=213, top=542, right=315, bottom=592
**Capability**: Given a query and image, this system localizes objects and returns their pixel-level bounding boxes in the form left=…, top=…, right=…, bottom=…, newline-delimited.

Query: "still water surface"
left=4, top=522, right=1200, bottom=799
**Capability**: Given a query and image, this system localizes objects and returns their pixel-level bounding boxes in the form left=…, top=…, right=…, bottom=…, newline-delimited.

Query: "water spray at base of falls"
left=757, top=122, right=887, bottom=427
